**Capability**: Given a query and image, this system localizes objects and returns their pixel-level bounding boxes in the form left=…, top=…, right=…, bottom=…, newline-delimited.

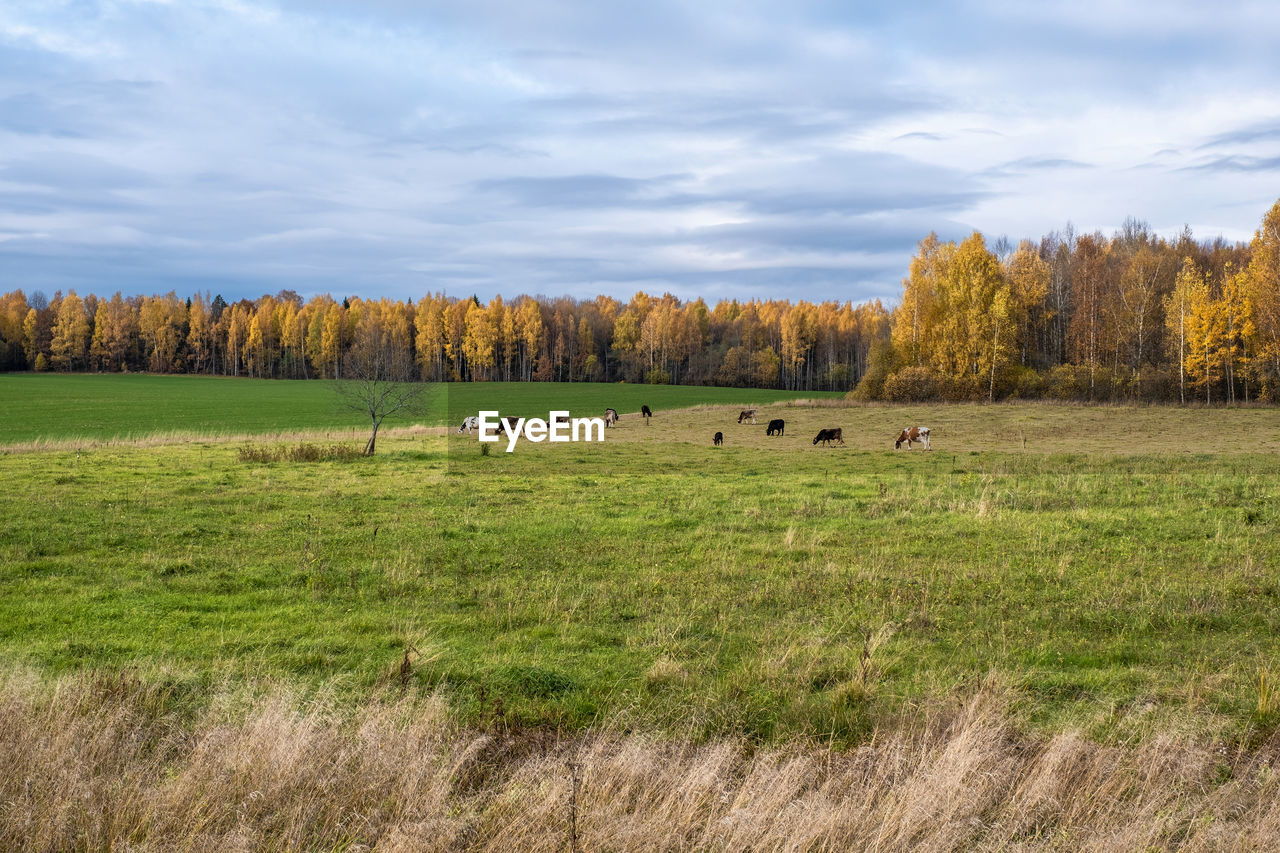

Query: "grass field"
left=0, top=373, right=840, bottom=444
left=2, top=380, right=1278, bottom=747
left=5, top=378, right=1280, bottom=848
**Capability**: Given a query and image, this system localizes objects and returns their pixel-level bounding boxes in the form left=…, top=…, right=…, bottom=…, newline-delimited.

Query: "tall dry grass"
left=0, top=424, right=445, bottom=455
left=2, top=670, right=1278, bottom=851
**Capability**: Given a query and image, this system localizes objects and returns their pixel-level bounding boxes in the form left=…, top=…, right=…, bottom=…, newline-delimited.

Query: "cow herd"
left=717, top=409, right=930, bottom=451
left=457, top=406, right=932, bottom=451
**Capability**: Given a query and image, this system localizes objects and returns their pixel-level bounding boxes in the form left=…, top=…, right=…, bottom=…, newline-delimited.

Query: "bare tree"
left=335, top=320, right=427, bottom=455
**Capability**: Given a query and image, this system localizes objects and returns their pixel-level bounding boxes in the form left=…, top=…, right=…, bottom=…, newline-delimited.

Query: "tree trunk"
left=365, top=418, right=381, bottom=456
left=989, top=322, right=999, bottom=402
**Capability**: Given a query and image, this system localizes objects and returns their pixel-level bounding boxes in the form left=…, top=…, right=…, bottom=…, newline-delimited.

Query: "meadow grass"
left=2, top=392, right=1278, bottom=747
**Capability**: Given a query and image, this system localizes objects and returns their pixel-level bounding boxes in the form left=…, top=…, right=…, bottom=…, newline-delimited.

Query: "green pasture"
left=1, top=382, right=1278, bottom=744
left=0, top=373, right=840, bottom=444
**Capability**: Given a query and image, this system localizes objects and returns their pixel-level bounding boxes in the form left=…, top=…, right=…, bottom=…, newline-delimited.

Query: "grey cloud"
left=1182, top=155, right=1280, bottom=173
left=983, top=157, right=1092, bottom=178
left=472, top=173, right=693, bottom=208
left=1196, top=123, right=1280, bottom=149
left=0, top=152, right=155, bottom=190
left=737, top=189, right=986, bottom=217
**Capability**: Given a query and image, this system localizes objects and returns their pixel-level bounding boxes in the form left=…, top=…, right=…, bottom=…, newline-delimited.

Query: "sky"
left=1, top=1, right=1279, bottom=307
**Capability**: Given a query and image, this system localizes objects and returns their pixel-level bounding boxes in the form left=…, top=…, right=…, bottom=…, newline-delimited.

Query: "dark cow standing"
left=713, top=431, right=724, bottom=446
left=766, top=419, right=785, bottom=436
left=813, top=428, right=845, bottom=446
left=641, top=405, right=653, bottom=420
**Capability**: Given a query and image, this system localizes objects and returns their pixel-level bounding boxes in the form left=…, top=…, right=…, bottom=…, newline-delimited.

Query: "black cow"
left=766, top=419, right=785, bottom=436
left=812, top=427, right=845, bottom=446
left=713, top=431, right=724, bottom=446
left=641, top=405, right=653, bottom=419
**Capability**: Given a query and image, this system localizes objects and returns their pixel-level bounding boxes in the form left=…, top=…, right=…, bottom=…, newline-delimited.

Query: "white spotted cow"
left=895, top=426, right=931, bottom=450
left=457, top=415, right=480, bottom=434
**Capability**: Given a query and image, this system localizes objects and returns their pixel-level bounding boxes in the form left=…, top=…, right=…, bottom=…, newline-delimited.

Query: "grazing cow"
left=737, top=408, right=758, bottom=424
left=766, top=418, right=785, bottom=436
left=641, top=404, right=653, bottom=419
left=713, top=431, right=724, bottom=446
left=813, top=428, right=845, bottom=446
left=895, top=426, right=931, bottom=450
left=498, top=416, right=522, bottom=435
left=457, top=415, right=480, bottom=434
left=604, top=408, right=619, bottom=428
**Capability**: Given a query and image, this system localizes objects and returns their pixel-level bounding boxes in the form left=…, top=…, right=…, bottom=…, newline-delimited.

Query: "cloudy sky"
left=2, top=1, right=1278, bottom=306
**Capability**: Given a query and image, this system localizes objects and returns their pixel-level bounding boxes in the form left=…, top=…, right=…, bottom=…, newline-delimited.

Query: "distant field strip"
left=0, top=375, right=840, bottom=443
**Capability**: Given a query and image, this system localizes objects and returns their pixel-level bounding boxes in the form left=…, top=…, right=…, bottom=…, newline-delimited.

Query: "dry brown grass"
left=0, top=424, right=445, bottom=455
left=236, top=442, right=366, bottom=463
left=3, top=671, right=1278, bottom=851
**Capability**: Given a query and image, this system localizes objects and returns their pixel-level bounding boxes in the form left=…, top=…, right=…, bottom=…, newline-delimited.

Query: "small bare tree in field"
left=335, top=322, right=427, bottom=455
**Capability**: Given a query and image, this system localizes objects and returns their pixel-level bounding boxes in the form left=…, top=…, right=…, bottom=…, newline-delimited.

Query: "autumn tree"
left=90, top=293, right=137, bottom=372
left=0, top=290, right=29, bottom=370
left=49, top=291, right=90, bottom=371
left=1164, top=258, right=1202, bottom=403
left=1246, top=200, right=1280, bottom=399
left=1003, top=242, right=1050, bottom=367
left=892, top=232, right=948, bottom=367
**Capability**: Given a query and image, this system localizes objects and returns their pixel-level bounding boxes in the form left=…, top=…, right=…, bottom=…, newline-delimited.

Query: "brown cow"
left=604, top=408, right=619, bottom=428
left=737, top=408, right=757, bottom=424
left=813, top=428, right=845, bottom=446
left=895, top=426, right=931, bottom=450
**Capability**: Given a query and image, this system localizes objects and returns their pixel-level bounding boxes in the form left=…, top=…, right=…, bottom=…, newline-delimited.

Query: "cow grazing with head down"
left=813, top=428, right=845, bottom=446
left=457, top=415, right=480, bottom=434
left=498, top=416, right=522, bottom=436
left=713, top=431, right=724, bottom=446
left=604, top=408, right=619, bottom=428
left=895, top=426, right=931, bottom=450
left=737, top=408, right=757, bottom=424
left=766, top=419, right=785, bottom=436
left=641, top=405, right=653, bottom=420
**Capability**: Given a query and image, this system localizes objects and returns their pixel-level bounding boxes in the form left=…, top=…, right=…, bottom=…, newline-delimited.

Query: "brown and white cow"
left=604, top=408, right=619, bottom=428
left=895, top=426, right=931, bottom=450
left=813, top=428, right=845, bottom=446
left=737, top=408, right=757, bottom=424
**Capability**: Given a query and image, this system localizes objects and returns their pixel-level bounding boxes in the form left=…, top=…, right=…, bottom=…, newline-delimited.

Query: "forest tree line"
left=3, top=199, right=1279, bottom=403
